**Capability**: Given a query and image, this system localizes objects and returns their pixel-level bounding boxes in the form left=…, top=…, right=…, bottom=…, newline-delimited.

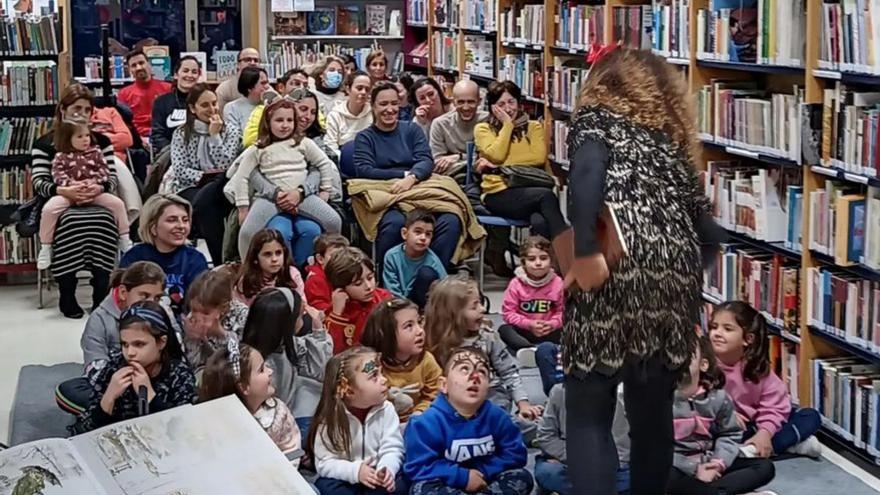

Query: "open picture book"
left=0, top=396, right=313, bottom=494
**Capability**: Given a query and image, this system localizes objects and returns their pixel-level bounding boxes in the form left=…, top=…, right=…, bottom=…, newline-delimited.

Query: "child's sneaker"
left=787, top=435, right=822, bottom=458
left=37, top=245, right=52, bottom=270
left=516, top=347, right=537, bottom=368
left=739, top=444, right=759, bottom=458
left=119, top=233, right=133, bottom=252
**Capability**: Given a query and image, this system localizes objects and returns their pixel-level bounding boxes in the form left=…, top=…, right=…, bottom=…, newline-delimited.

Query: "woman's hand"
left=474, top=157, right=496, bottom=174
left=129, top=362, right=156, bottom=403
left=414, top=105, right=430, bottom=123
left=208, top=114, right=223, bottom=136
left=276, top=189, right=301, bottom=213
left=390, top=174, right=418, bottom=194
left=491, top=104, right=513, bottom=123
left=563, top=253, right=610, bottom=292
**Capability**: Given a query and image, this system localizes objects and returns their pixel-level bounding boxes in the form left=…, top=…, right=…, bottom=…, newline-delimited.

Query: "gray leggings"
left=238, top=196, right=342, bottom=259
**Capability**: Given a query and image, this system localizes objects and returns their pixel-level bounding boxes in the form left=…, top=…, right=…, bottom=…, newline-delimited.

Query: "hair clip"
left=227, top=338, right=241, bottom=379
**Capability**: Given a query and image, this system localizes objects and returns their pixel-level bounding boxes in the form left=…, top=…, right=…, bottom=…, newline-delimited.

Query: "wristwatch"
left=404, top=171, right=419, bottom=182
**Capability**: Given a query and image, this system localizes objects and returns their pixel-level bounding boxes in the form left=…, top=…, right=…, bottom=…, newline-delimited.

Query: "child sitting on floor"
left=324, top=247, right=391, bottom=354
left=361, top=297, right=442, bottom=424
left=381, top=209, right=447, bottom=309
left=404, top=347, right=533, bottom=495
left=304, top=233, right=350, bottom=314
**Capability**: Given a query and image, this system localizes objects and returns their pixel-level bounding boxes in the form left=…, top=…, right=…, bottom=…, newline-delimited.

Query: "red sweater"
left=304, top=264, right=332, bottom=313
left=325, top=288, right=391, bottom=354
left=118, top=78, right=172, bottom=138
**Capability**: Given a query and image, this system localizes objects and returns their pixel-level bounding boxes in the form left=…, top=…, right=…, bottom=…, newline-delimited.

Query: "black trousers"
left=566, top=354, right=678, bottom=495
left=498, top=323, right=561, bottom=352
left=179, top=175, right=232, bottom=266
left=57, top=268, right=110, bottom=313
left=666, top=458, right=776, bottom=495
left=483, top=187, right=567, bottom=239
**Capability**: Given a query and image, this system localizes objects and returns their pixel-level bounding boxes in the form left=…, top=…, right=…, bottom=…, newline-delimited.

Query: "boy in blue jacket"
left=404, top=346, right=533, bottom=495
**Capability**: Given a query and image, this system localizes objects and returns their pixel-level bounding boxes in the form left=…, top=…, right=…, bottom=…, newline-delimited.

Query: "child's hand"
left=305, top=305, right=323, bottom=331
left=129, top=362, right=156, bottom=402
left=357, top=457, right=379, bottom=488
left=331, top=289, right=349, bottom=316
left=516, top=400, right=544, bottom=420
left=376, top=466, right=395, bottom=492
left=105, top=366, right=134, bottom=400
left=183, top=312, right=210, bottom=340
left=465, top=469, right=487, bottom=492
left=745, top=429, right=774, bottom=458
left=695, top=463, right=722, bottom=483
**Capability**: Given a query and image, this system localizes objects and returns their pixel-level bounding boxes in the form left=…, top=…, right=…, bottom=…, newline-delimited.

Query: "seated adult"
left=121, top=194, right=209, bottom=313
left=365, top=50, right=388, bottom=83
left=410, top=77, right=452, bottom=137
left=353, top=81, right=462, bottom=269
left=91, top=105, right=134, bottom=161
left=276, top=68, right=309, bottom=94
left=167, top=83, right=241, bottom=265
left=310, top=55, right=347, bottom=116
left=31, top=84, right=122, bottom=318
left=117, top=49, right=171, bottom=140
left=151, top=55, right=202, bottom=154
left=429, top=79, right=488, bottom=179
left=474, top=80, right=566, bottom=240
left=324, top=70, right=372, bottom=158
left=222, top=66, right=269, bottom=134
left=216, top=47, right=261, bottom=113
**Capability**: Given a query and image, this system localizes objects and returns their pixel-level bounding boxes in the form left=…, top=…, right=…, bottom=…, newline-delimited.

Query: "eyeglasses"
left=239, top=57, right=261, bottom=63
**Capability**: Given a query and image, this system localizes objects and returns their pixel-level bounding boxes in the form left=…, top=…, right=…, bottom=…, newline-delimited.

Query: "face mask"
left=325, top=71, right=343, bottom=89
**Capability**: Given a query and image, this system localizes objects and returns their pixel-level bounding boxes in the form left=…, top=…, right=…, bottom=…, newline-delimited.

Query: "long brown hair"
left=361, top=297, right=420, bottom=366
left=54, top=120, right=91, bottom=153
left=237, top=229, right=297, bottom=300
left=53, top=83, right=94, bottom=136
left=425, top=275, right=479, bottom=367
left=306, top=347, right=381, bottom=457
left=713, top=301, right=770, bottom=383
left=198, top=343, right=258, bottom=403
left=486, top=80, right=527, bottom=141
left=576, top=48, right=698, bottom=161
left=110, top=261, right=166, bottom=290
left=257, top=98, right=300, bottom=148
left=182, top=83, right=216, bottom=143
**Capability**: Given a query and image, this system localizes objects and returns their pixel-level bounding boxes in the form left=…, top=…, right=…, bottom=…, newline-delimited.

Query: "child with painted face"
left=404, top=347, right=533, bottom=495
left=307, top=347, right=408, bottom=495
left=74, top=301, right=195, bottom=433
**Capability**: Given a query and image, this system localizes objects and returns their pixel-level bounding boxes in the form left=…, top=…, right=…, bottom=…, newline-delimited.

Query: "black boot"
left=90, top=269, right=110, bottom=312
left=57, top=273, right=84, bottom=319
left=484, top=225, right=515, bottom=278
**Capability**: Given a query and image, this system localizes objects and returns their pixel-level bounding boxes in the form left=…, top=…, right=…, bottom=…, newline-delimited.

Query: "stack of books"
left=554, top=2, right=603, bottom=50
left=500, top=4, right=544, bottom=45
left=550, top=120, right=569, bottom=164
left=651, top=0, right=690, bottom=59
left=499, top=53, right=543, bottom=98
left=0, top=63, right=58, bottom=106
left=83, top=56, right=130, bottom=81
left=407, top=0, right=428, bottom=25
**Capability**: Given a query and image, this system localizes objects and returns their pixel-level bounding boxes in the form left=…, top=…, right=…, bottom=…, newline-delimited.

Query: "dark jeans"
left=744, top=407, right=822, bottom=454
left=534, top=457, right=630, bottom=495
left=566, top=354, right=678, bottom=495
left=408, top=266, right=441, bottom=309
left=314, top=473, right=409, bottom=495
left=666, top=457, right=775, bottom=495
left=483, top=187, right=567, bottom=239
left=498, top=324, right=561, bottom=352
left=376, top=209, right=461, bottom=271
left=56, top=376, right=90, bottom=415
left=536, top=342, right=563, bottom=396
left=57, top=268, right=110, bottom=314
left=410, top=468, right=533, bottom=495
left=179, top=175, right=232, bottom=266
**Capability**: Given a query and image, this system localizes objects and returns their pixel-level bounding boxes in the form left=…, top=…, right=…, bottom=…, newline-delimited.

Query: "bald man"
left=429, top=79, right=489, bottom=177
left=216, top=47, right=261, bottom=113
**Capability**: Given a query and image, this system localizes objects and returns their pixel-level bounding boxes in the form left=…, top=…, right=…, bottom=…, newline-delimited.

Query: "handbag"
left=11, top=195, right=47, bottom=238
left=497, top=166, right=556, bottom=189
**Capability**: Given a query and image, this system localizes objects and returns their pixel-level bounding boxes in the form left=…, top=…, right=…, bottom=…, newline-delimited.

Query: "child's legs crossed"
left=498, top=324, right=535, bottom=352
left=535, top=342, right=561, bottom=396
left=410, top=480, right=466, bottom=495
left=39, top=196, right=73, bottom=243
left=772, top=407, right=821, bottom=453
left=90, top=193, right=129, bottom=234
left=712, top=457, right=775, bottom=493
left=534, top=458, right=571, bottom=494
left=488, top=468, right=534, bottom=495
left=313, top=478, right=361, bottom=495
left=665, top=468, right=719, bottom=495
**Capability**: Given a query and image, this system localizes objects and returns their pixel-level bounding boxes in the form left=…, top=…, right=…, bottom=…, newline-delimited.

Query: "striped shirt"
left=31, top=131, right=118, bottom=198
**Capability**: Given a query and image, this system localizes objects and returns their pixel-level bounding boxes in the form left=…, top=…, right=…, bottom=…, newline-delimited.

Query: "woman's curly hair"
left=576, top=48, right=699, bottom=161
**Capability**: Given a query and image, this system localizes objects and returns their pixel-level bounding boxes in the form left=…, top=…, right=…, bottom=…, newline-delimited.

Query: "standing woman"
left=168, top=83, right=241, bottom=266
left=365, top=50, right=388, bottom=83
left=474, top=80, right=566, bottom=240
left=151, top=56, right=202, bottom=154
left=310, top=55, right=347, bottom=116
left=30, top=84, right=122, bottom=318
left=409, top=78, right=451, bottom=136
left=562, top=49, right=723, bottom=495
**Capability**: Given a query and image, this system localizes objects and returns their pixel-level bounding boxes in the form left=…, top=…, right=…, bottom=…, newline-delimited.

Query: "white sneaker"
left=516, top=347, right=537, bottom=368
left=787, top=435, right=822, bottom=458
left=739, top=444, right=759, bottom=458
left=37, top=245, right=52, bottom=270
left=119, top=234, right=133, bottom=252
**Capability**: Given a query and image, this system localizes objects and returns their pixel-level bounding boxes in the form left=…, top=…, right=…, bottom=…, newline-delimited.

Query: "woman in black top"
left=562, top=49, right=725, bottom=495
left=150, top=56, right=202, bottom=154
left=30, top=84, right=122, bottom=318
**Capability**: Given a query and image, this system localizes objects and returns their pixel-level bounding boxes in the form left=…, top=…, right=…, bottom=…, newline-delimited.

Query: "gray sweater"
left=428, top=110, right=489, bottom=178
left=80, top=294, right=122, bottom=370
left=269, top=328, right=333, bottom=418
left=672, top=387, right=742, bottom=475
left=461, top=330, right=529, bottom=405
left=223, top=97, right=258, bottom=136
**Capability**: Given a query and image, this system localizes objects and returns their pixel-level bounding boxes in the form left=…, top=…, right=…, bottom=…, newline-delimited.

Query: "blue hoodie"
left=120, top=243, right=208, bottom=312
left=404, top=394, right=527, bottom=488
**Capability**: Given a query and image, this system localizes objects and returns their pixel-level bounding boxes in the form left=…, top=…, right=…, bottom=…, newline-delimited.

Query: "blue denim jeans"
left=266, top=213, right=322, bottom=266
left=534, top=458, right=630, bottom=495
left=744, top=407, right=822, bottom=454
left=314, top=473, right=409, bottom=495
left=536, top=342, right=563, bottom=396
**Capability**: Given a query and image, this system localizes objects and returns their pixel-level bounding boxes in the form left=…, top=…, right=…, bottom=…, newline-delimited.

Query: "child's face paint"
left=443, top=351, right=491, bottom=412
left=347, top=354, right=388, bottom=409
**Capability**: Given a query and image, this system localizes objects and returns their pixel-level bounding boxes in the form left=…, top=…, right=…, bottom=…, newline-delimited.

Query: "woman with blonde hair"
left=310, top=55, right=347, bottom=116
left=560, top=48, right=724, bottom=495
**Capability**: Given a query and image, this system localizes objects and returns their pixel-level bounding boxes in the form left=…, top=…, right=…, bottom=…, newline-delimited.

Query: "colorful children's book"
left=307, top=8, right=336, bottom=35
left=365, top=4, right=387, bottom=35
left=337, top=6, right=362, bottom=35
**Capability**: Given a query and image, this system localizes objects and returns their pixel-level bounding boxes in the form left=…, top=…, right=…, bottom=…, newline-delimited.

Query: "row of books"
left=696, top=0, right=805, bottom=66
left=432, top=31, right=457, bottom=70
left=0, top=14, right=59, bottom=56
left=554, top=2, right=603, bottom=50
left=696, top=81, right=804, bottom=161
left=498, top=54, right=543, bottom=99
left=821, top=82, right=880, bottom=178
left=83, top=56, right=131, bottom=81
left=651, top=0, right=690, bottom=59
left=0, top=117, right=52, bottom=155
left=265, top=43, right=401, bottom=79
left=461, top=0, right=496, bottom=32
left=0, top=226, right=35, bottom=265
left=0, top=63, right=58, bottom=107
left=432, top=0, right=458, bottom=28
left=611, top=5, right=652, bottom=51
left=0, top=166, right=32, bottom=206
left=407, top=0, right=428, bottom=25
left=808, top=267, right=880, bottom=350
left=818, top=0, right=880, bottom=74
left=500, top=5, right=543, bottom=45
left=812, top=357, right=880, bottom=457
left=808, top=184, right=880, bottom=269
left=272, top=6, right=396, bottom=36
left=464, top=35, right=493, bottom=77
left=702, top=161, right=799, bottom=244
left=548, top=57, right=588, bottom=112
left=550, top=119, right=569, bottom=164
left=702, top=242, right=801, bottom=336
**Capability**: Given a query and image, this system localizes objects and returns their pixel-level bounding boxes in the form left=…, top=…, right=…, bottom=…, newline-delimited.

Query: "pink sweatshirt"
left=501, top=267, right=564, bottom=329
left=718, top=359, right=791, bottom=435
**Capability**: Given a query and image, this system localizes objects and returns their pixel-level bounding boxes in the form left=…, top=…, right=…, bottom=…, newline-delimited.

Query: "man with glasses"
left=216, top=47, right=261, bottom=113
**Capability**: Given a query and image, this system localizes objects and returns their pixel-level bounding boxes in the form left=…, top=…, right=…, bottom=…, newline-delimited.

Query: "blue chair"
left=464, top=143, right=529, bottom=292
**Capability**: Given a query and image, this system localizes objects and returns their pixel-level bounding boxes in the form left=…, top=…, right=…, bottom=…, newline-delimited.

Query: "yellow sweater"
left=383, top=351, right=442, bottom=423
left=242, top=104, right=328, bottom=148
left=474, top=120, right=546, bottom=195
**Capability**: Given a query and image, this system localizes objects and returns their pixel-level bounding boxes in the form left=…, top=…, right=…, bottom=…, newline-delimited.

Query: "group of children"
left=58, top=201, right=822, bottom=495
